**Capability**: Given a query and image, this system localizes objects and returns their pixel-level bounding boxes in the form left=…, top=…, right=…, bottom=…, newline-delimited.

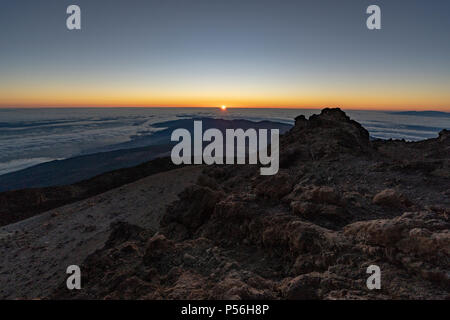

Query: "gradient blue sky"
left=1, top=0, right=449, bottom=110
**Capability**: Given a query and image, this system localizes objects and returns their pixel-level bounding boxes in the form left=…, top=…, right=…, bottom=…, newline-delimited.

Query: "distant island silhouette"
left=390, top=111, right=450, bottom=117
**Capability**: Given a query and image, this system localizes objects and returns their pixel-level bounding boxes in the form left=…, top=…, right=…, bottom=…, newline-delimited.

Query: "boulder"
left=372, top=189, right=411, bottom=208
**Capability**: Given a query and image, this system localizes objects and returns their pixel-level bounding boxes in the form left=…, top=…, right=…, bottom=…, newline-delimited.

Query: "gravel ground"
left=0, top=166, right=202, bottom=299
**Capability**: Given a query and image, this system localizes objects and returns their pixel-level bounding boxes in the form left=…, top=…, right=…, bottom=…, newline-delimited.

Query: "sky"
left=0, top=0, right=449, bottom=110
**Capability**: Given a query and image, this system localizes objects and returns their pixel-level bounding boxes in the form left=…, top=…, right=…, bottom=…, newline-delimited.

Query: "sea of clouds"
left=0, top=108, right=448, bottom=176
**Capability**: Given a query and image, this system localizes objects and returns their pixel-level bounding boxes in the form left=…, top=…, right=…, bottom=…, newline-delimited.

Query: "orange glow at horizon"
left=1, top=101, right=449, bottom=112
left=0, top=83, right=449, bottom=111
left=1, top=97, right=449, bottom=112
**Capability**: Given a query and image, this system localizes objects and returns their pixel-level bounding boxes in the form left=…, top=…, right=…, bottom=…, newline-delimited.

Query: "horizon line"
left=0, top=105, right=449, bottom=113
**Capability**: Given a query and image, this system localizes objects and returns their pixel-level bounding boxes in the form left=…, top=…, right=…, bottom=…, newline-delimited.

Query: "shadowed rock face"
left=51, top=108, right=449, bottom=300
left=282, top=108, right=372, bottom=163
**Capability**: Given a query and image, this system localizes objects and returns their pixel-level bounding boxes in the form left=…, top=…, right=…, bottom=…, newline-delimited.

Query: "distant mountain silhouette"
left=390, top=111, right=450, bottom=117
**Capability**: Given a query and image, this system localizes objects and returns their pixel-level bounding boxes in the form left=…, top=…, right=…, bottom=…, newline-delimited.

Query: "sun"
left=221, top=105, right=227, bottom=111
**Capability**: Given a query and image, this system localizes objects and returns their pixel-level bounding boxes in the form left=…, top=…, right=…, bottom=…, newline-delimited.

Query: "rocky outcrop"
left=50, top=108, right=450, bottom=300
left=280, top=108, right=372, bottom=167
